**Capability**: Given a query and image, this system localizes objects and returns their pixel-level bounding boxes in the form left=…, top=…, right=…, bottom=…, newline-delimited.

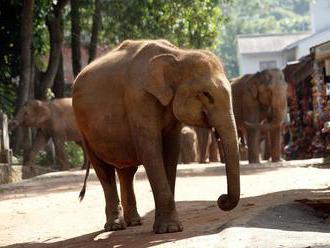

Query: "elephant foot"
left=125, top=213, right=142, bottom=226
left=271, top=157, right=285, bottom=162
left=248, top=159, right=260, bottom=164
left=153, top=212, right=183, bottom=234
left=58, top=164, right=70, bottom=171
left=104, top=217, right=127, bottom=231
left=153, top=220, right=183, bottom=234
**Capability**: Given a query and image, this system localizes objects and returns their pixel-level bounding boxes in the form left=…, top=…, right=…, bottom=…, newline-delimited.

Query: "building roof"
left=286, top=28, right=330, bottom=50
left=237, top=32, right=311, bottom=54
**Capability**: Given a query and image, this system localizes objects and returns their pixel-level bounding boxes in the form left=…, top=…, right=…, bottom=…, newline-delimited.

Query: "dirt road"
left=0, top=159, right=329, bottom=248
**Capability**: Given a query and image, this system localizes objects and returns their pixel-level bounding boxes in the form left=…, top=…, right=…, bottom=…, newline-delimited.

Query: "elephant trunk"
left=269, top=103, right=287, bottom=161
left=213, top=113, right=240, bottom=211
left=8, top=111, right=23, bottom=131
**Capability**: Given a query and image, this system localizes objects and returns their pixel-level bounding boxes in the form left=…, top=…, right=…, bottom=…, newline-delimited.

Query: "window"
left=259, top=60, right=277, bottom=70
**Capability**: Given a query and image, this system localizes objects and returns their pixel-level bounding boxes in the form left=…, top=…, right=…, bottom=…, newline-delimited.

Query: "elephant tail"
left=79, top=160, right=90, bottom=201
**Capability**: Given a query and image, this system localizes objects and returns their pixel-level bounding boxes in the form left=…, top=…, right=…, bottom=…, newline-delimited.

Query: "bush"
left=65, top=141, right=84, bottom=168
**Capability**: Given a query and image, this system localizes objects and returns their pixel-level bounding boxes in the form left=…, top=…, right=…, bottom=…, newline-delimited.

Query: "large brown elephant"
left=9, top=98, right=89, bottom=170
left=72, top=39, right=240, bottom=234
left=231, top=69, right=287, bottom=163
left=195, top=127, right=220, bottom=163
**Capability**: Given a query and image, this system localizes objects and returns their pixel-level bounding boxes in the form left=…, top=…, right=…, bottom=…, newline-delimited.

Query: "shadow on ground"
left=4, top=187, right=330, bottom=248
left=0, top=163, right=285, bottom=200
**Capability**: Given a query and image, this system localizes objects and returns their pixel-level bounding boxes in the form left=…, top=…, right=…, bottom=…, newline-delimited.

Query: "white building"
left=237, top=0, right=330, bottom=74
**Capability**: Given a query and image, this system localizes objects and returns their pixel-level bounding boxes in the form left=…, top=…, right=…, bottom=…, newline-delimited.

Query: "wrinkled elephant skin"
left=231, top=69, right=287, bottom=164
left=72, top=39, right=240, bottom=234
left=10, top=98, right=89, bottom=170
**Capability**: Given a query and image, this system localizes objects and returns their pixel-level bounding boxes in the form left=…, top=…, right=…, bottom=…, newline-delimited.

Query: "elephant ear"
left=247, top=74, right=258, bottom=99
left=35, top=102, right=51, bottom=126
left=145, top=54, right=179, bottom=106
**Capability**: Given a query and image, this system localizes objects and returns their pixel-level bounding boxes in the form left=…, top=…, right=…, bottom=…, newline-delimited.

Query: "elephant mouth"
left=213, top=128, right=220, bottom=140
left=201, top=110, right=211, bottom=128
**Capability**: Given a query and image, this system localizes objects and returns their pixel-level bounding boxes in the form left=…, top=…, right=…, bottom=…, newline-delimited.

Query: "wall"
left=311, top=0, right=330, bottom=33
left=296, top=29, right=330, bottom=58
left=238, top=52, right=287, bottom=74
left=0, top=165, right=54, bottom=184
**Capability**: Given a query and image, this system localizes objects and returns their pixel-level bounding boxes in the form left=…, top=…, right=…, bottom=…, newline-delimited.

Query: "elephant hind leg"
left=117, top=167, right=142, bottom=226
left=209, top=133, right=220, bottom=162
left=83, top=140, right=126, bottom=231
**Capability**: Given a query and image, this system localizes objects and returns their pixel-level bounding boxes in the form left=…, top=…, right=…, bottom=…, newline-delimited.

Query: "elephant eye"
left=202, top=91, right=214, bottom=104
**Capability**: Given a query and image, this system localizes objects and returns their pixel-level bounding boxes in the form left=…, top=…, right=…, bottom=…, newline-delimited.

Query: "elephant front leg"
left=117, top=167, right=142, bottom=226
left=209, top=132, right=220, bottom=162
left=163, top=123, right=181, bottom=195
left=270, top=126, right=282, bottom=162
left=24, top=130, right=50, bottom=166
left=263, top=131, right=271, bottom=161
left=136, top=128, right=182, bottom=234
left=196, top=127, right=210, bottom=163
left=247, top=128, right=261, bottom=163
left=53, top=137, right=70, bottom=170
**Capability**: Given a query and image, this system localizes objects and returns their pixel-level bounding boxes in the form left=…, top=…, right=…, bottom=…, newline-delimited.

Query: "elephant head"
left=145, top=49, right=240, bottom=211
left=9, top=100, right=51, bottom=130
left=246, top=69, right=288, bottom=127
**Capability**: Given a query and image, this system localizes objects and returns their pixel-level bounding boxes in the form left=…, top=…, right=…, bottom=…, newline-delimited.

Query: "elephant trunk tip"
left=8, top=120, right=19, bottom=131
left=217, top=194, right=239, bottom=211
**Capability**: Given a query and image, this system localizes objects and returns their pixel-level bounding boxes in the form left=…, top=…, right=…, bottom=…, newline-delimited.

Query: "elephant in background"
left=9, top=98, right=89, bottom=170
left=195, top=127, right=221, bottom=163
left=180, top=126, right=198, bottom=164
left=72, top=39, right=240, bottom=234
left=231, top=69, right=288, bottom=163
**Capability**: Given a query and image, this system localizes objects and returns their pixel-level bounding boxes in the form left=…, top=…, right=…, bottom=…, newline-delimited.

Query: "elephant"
left=9, top=98, right=90, bottom=170
left=231, top=69, right=288, bottom=163
left=179, top=126, right=198, bottom=164
left=72, top=39, right=240, bottom=234
left=195, top=127, right=221, bottom=163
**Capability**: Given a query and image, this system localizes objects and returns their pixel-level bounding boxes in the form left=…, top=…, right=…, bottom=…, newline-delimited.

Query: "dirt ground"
left=1, top=159, right=330, bottom=248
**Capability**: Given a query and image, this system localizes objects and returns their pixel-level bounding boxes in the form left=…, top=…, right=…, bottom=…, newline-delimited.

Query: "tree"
left=88, top=0, right=102, bottom=63
left=16, top=0, right=34, bottom=157
left=52, top=54, right=65, bottom=98
left=100, top=0, right=231, bottom=49
left=70, top=0, right=82, bottom=77
left=39, top=0, right=69, bottom=99
left=18, top=0, right=34, bottom=111
left=0, top=1, right=21, bottom=117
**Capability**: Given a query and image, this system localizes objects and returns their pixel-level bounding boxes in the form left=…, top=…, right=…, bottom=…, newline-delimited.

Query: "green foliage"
left=0, top=1, right=20, bottom=116
left=45, top=88, right=55, bottom=100
left=35, top=150, right=54, bottom=167
left=217, top=0, right=311, bottom=78
left=0, top=83, right=17, bottom=116
left=35, top=142, right=83, bottom=168
left=87, top=0, right=231, bottom=49
left=65, top=141, right=83, bottom=168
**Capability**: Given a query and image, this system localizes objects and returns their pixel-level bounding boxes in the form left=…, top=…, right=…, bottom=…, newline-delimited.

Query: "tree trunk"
left=53, top=53, right=65, bottom=98
left=40, top=0, right=68, bottom=99
left=88, top=0, right=102, bottom=63
left=13, top=0, right=34, bottom=154
left=17, top=0, right=33, bottom=109
left=70, top=0, right=81, bottom=78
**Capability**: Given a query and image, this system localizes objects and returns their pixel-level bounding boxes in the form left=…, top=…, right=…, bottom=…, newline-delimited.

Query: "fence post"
left=0, top=111, right=13, bottom=165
